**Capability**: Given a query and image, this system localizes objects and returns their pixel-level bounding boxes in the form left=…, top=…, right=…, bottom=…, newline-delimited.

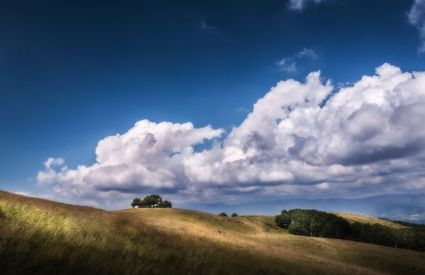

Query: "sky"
left=1, top=0, right=425, bottom=222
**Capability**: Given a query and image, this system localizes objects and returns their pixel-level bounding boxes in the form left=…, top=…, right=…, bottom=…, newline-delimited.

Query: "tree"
left=141, top=194, right=163, bottom=208
left=131, top=198, right=142, bottom=208
left=219, top=212, right=228, bottom=217
left=231, top=213, right=238, bottom=217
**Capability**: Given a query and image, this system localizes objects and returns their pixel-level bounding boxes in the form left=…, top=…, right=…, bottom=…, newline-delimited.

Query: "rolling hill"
left=0, top=190, right=424, bottom=274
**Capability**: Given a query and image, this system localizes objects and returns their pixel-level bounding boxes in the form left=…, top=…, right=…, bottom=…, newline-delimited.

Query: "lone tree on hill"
left=131, top=194, right=172, bottom=208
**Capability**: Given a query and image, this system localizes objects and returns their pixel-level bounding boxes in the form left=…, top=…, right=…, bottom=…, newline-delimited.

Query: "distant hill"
left=1, top=190, right=424, bottom=274
left=335, top=212, right=409, bottom=229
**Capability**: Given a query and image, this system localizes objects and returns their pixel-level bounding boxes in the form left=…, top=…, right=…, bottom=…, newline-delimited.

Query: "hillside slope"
left=335, top=212, right=408, bottom=229
left=0, top=191, right=424, bottom=275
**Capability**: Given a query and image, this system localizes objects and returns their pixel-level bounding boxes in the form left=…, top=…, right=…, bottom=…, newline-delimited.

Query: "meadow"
left=1, top=190, right=424, bottom=274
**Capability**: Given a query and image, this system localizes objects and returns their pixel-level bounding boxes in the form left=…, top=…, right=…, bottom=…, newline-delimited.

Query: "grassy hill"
left=335, top=212, right=408, bottom=229
left=1, top=191, right=424, bottom=274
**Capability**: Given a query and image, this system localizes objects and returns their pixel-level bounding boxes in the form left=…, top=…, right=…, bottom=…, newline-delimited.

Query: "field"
left=1, top=190, right=424, bottom=274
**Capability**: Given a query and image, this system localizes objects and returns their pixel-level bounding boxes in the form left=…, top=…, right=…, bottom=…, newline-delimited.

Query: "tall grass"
left=1, top=191, right=425, bottom=275
left=0, top=192, right=289, bottom=274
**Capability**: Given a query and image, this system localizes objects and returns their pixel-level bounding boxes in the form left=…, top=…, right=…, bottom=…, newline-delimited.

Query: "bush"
left=231, top=213, right=238, bottom=217
left=158, top=200, right=172, bottom=208
left=219, top=212, right=228, bottom=217
left=275, top=210, right=291, bottom=229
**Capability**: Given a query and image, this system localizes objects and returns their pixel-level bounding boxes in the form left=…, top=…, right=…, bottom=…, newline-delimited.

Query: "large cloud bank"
left=38, top=64, right=425, bottom=204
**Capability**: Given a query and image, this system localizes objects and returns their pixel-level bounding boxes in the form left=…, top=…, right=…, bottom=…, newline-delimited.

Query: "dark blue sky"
left=1, top=0, right=425, bottom=218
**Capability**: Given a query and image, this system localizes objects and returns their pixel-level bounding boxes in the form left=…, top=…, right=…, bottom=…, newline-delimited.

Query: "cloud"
left=200, top=20, right=219, bottom=35
left=36, top=157, right=65, bottom=184
left=315, top=182, right=330, bottom=190
left=37, top=121, right=223, bottom=200
left=45, top=157, right=64, bottom=168
left=408, top=0, right=425, bottom=52
left=288, top=0, right=327, bottom=11
left=38, top=63, right=425, bottom=207
left=297, top=48, right=318, bottom=59
left=276, top=48, right=318, bottom=73
left=276, top=58, right=297, bottom=73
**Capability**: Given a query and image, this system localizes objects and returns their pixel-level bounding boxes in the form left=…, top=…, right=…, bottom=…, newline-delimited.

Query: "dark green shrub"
left=231, top=213, right=238, bottom=217
left=219, top=212, right=228, bottom=217
left=309, top=214, right=324, bottom=236
left=288, top=220, right=310, bottom=235
left=275, top=210, right=291, bottom=229
left=287, top=210, right=311, bottom=235
left=321, top=217, right=351, bottom=238
left=158, top=200, right=172, bottom=208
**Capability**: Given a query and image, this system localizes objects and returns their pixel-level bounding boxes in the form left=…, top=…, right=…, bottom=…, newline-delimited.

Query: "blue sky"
left=1, top=0, right=425, bottom=221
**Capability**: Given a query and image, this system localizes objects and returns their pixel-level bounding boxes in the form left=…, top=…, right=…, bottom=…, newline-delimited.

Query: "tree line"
left=275, top=209, right=425, bottom=251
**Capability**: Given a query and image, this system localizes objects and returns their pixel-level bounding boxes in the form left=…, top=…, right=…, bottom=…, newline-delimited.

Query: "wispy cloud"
left=276, top=58, right=297, bottom=73
left=276, top=47, right=318, bottom=73
left=288, top=0, right=328, bottom=11
left=235, top=106, right=250, bottom=114
left=200, top=20, right=219, bottom=35
left=408, top=0, right=425, bottom=52
left=297, top=47, right=318, bottom=59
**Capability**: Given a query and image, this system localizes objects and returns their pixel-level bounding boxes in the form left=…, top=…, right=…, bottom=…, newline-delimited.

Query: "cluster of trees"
left=275, top=209, right=351, bottom=238
left=275, top=209, right=425, bottom=251
left=350, top=222, right=425, bottom=251
left=218, top=212, right=238, bottom=217
left=131, top=195, right=172, bottom=208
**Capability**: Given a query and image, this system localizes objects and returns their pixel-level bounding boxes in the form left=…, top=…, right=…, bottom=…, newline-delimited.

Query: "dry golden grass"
left=1, top=190, right=425, bottom=274
left=335, top=212, right=408, bottom=229
left=120, top=208, right=425, bottom=275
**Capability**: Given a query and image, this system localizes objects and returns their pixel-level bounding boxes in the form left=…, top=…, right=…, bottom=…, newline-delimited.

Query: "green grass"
left=1, top=191, right=424, bottom=274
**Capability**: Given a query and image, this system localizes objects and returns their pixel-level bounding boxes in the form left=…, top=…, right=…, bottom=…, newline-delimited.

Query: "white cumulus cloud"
left=37, top=120, right=223, bottom=199
left=37, top=64, right=425, bottom=205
